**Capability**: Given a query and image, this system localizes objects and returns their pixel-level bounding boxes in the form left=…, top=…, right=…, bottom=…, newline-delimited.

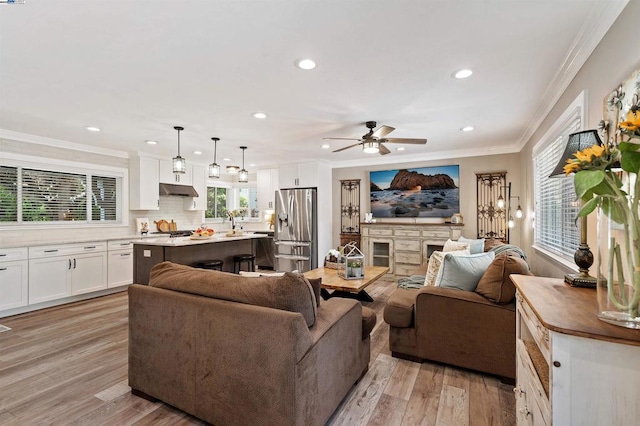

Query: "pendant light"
left=209, top=137, right=220, bottom=178
left=238, top=146, right=248, bottom=183
left=226, top=165, right=239, bottom=174
left=172, top=126, right=186, bottom=174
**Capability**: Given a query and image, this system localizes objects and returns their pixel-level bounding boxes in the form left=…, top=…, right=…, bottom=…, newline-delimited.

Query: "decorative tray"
left=190, top=234, right=213, bottom=240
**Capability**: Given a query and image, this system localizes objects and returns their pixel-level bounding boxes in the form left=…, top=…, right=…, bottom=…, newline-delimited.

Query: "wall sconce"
left=549, top=129, right=603, bottom=287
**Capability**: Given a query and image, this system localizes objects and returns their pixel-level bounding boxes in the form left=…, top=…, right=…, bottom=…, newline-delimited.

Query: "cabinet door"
left=257, top=169, right=277, bottom=210
left=71, top=252, right=107, bottom=295
left=296, top=162, right=317, bottom=187
left=160, top=160, right=193, bottom=185
left=108, top=250, right=133, bottom=288
left=184, top=165, right=207, bottom=210
left=29, top=257, right=71, bottom=304
left=278, top=164, right=297, bottom=189
left=130, top=156, right=159, bottom=210
left=0, top=260, right=28, bottom=311
left=368, top=238, right=394, bottom=273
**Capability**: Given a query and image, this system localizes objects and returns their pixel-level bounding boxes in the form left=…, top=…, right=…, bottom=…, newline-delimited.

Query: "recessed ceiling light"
left=223, top=157, right=231, bottom=162
left=321, top=144, right=330, bottom=149
left=249, top=163, right=256, bottom=167
left=145, top=140, right=157, bottom=145
left=252, top=112, right=267, bottom=119
left=295, top=59, right=316, bottom=70
left=461, top=126, right=475, bottom=132
left=86, top=126, right=100, bottom=132
left=193, top=151, right=202, bottom=155
left=452, top=69, right=473, bottom=79
left=396, top=147, right=405, bottom=151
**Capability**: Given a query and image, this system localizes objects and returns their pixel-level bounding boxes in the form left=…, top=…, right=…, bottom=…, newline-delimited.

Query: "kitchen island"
left=133, top=233, right=267, bottom=284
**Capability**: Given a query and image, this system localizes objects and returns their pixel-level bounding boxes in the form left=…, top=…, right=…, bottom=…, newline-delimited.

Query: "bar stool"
left=233, top=254, right=256, bottom=274
left=195, top=259, right=224, bottom=271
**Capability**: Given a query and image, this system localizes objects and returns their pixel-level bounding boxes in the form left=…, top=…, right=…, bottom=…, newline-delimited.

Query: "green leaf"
left=618, top=141, right=640, bottom=152
left=574, top=170, right=605, bottom=199
left=590, top=179, right=615, bottom=196
left=621, top=151, right=640, bottom=174
left=601, top=197, right=627, bottom=224
left=577, top=196, right=599, bottom=218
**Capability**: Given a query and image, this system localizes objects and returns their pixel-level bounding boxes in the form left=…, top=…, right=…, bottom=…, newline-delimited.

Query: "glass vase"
left=596, top=197, right=640, bottom=329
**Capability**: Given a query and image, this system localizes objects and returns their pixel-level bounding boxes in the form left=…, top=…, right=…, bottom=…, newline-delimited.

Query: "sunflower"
left=620, top=109, right=640, bottom=131
left=563, top=144, right=607, bottom=175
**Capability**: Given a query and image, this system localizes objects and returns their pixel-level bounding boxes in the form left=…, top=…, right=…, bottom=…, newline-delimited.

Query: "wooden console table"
left=511, top=275, right=640, bottom=425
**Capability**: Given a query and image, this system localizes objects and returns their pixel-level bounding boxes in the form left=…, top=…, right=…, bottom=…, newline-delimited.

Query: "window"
left=206, top=187, right=228, bottom=219
left=0, top=164, right=123, bottom=225
left=533, top=93, right=583, bottom=262
left=238, top=187, right=259, bottom=218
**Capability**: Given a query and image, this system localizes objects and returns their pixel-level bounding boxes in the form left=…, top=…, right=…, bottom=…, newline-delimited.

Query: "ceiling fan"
left=324, top=121, right=427, bottom=155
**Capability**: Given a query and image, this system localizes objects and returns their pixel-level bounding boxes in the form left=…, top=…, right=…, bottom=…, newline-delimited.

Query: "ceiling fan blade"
left=332, top=142, right=363, bottom=153
left=378, top=143, right=391, bottom=155
left=372, top=125, right=395, bottom=138
left=323, top=137, right=361, bottom=141
left=382, top=138, right=427, bottom=144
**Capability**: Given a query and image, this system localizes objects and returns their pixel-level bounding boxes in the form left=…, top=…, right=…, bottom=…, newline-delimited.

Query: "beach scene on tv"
left=369, top=165, right=460, bottom=218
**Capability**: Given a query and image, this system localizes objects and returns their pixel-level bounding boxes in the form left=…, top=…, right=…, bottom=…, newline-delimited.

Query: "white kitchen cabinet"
left=183, top=165, right=207, bottom=211
left=28, top=242, right=107, bottom=304
left=130, top=155, right=160, bottom=210
left=107, top=239, right=133, bottom=288
left=512, top=275, right=640, bottom=426
left=0, top=247, right=28, bottom=311
left=160, top=159, right=192, bottom=185
left=278, top=162, right=317, bottom=188
left=257, top=168, right=279, bottom=210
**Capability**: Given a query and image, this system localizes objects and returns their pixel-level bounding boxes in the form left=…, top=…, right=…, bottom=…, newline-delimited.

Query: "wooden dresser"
left=511, top=275, right=640, bottom=425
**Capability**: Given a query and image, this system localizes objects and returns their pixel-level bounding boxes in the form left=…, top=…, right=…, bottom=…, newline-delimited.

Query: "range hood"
left=159, top=183, right=199, bottom=197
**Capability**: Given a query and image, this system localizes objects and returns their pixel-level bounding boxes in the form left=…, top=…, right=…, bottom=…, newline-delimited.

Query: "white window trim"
left=531, top=90, right=586, bottom=270
left=0, top=152, right=129, bottom=230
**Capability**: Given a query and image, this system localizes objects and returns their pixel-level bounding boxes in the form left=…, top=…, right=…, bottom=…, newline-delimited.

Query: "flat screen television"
left=369, top=165, right=460, bottom=218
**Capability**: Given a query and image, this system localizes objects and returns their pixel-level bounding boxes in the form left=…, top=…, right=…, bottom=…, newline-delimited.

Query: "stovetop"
left=151, top=230, right=194, bottom=238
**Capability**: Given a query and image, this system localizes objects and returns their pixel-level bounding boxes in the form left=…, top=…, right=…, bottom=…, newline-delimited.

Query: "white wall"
left=331, top=152, right=522, bottom=251
left=519, top=1, right=640, bottom=277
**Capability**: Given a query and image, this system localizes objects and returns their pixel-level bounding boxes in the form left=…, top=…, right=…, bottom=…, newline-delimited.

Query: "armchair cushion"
left=435, top=251, right=495, bottom=291
left=383, top=288, right=417, bottom=328
left=476, top=254, right=532, bottom=303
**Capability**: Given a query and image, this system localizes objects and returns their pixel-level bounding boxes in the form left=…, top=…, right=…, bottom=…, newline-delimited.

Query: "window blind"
left=534, top=113, right=581, bottom=260
left=22, top=168, right=88, bottom=221
left=91, top=175, right=118, bottom=221
left=0, top=166, right=18, bottom=222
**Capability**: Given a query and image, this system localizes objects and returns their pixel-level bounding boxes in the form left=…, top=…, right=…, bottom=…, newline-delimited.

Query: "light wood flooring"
left=0, top=277, right=515, bottom=425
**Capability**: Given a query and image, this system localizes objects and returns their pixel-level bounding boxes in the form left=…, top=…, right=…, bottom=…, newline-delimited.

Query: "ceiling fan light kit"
left=326, top=121, right=427, bottom=156
left=172, top=126, right=186, bottom=174
left=209, top=137, right=220, bottom=178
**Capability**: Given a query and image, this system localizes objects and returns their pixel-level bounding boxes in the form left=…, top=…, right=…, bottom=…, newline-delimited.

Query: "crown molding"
left=0, top=129, right=129, bottom=158
left=516, top=0, right=629, bottom=151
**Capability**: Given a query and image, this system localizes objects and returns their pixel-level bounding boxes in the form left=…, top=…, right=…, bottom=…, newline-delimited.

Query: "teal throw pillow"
left=458, top=236, right=486, bottom=254
left=435, top=251, right=495, bottom=291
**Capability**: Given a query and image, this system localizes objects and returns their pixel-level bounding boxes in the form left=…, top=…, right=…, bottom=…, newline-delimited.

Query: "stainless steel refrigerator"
left=274, top=188, right=317, bottom=272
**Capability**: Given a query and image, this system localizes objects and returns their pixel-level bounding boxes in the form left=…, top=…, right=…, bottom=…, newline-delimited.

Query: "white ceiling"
left=0, top=0, right=628, bottom=170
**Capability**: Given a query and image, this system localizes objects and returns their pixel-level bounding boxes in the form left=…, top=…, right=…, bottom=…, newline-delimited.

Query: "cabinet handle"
left=0, top=268, right=7, bottom=271
left=73, top=258, right=76, bottom=269
left=45, top=249, right=59, bottom=253
left=193, top=200, right=196, bottom=208
left=68, top=259, right=72, bottom=269
left=553, top=361, right=561, bottom=368
left=512, top=387, right=525, bottom=397
left=157, top=199, right=160, bottom=207
left=0, top=254, right=6, bottom=257
left=84, top=246, right=97, bottom=249
left=120, top=253, right=131, bottom=257
left=119, top=243, right=131, bottom=246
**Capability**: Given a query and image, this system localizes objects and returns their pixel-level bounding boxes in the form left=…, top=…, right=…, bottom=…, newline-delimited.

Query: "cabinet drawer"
left=395, top=239, right=421, bottom=252
left=0, top=247, right=28, bottom=262
left=422, top=229, right=451, bottom=239
left=369, top=229, right=393, bottom=237
left=394, top=229, right=420, bottom=237
left=394, top=263, right=421, bottom=277
left=30, top=241, right=107, bottom=259
left=395, top=252, right=422, bottom=264
left=517, top=294, right=550, bottom=361
left=108, top=239, right=134, bottom=250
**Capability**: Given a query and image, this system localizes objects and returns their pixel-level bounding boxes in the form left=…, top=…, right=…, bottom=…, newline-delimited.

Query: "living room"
left=1, top=1, right=640, bottom=425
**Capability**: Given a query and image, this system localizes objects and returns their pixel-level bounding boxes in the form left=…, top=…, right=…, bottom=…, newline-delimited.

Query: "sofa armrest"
left=415, top=285, right=512, bottom=308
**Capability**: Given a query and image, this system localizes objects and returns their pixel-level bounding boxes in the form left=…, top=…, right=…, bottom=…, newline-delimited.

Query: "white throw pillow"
left=443, top=239, right=470, bottom=252
left=458, top=236, right=486, bottom=254
left=435, top=251, right=496, bottom=291
left=423, top=249, right=470, bottom=286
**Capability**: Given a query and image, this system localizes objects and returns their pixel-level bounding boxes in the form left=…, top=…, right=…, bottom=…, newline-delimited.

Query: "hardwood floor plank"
left=401, top=363, right=445, bottom=426
left=95, top=379, right=131, bottom=402
left=498, top=383, right=516, bottom=426
left=367, top=393, right=408, bottom=426
left=384, top=358, right=421, bottom=400
left=131, top=404, right=208, bottom=426
left=435, top=384, right=469, bottom=426
left=468, top=373, right=503, bottom=426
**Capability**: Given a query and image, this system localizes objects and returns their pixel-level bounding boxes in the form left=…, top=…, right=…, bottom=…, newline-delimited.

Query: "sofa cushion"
left=383, top=288, right=417, bottom=328
left=361, top=306, right=377, bottom=339
left=307, top=277, right=322, bottom=307
left=483, top=238, right=506, bottom=252
left=435, top=251, right=495, bottom=291
left=149, top=261, right=317, bottom=327
left=423, top=249, right=470, bottom=286
left=458, top=236, right=485, bottom=254
left=476, top=254, right=532, bottom=304
left=443, top=239, right=470, bottom=252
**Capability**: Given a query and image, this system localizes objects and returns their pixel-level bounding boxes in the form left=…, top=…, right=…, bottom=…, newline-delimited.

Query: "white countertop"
left=131, top=232, right=266, bottom=247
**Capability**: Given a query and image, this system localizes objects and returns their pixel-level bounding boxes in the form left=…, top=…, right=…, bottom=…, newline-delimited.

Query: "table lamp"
left=549, top=129, right=603, bottom=287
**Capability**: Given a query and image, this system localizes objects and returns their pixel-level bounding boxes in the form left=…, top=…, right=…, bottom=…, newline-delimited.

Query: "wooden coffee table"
left=303, top=265, right=390, bottom=302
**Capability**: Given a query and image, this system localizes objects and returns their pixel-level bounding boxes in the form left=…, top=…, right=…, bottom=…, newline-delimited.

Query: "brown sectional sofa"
left=129, top=262, right=373, bottom=426
left=384, top=250, right=531, bottom=381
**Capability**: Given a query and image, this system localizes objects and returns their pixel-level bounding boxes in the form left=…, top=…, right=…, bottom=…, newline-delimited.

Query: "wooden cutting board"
left=169, top=220, right=177, bottom=231
left=154, top=219, right=169, bottom=232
